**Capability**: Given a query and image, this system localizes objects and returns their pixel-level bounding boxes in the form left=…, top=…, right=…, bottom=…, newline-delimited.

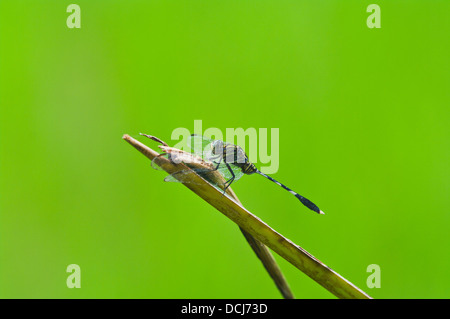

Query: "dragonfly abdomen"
left=256, top=170, right=324, bottom=215
left=241, top=162, right=257, bottom=175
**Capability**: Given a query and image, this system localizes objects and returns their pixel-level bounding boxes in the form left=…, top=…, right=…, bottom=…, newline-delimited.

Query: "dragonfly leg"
left=222, top=162, right=235, bottom=194
left=209, top=155, right=222, bottom=171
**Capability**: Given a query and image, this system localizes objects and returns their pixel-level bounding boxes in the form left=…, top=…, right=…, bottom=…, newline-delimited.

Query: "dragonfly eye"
left=211, top=141, right=222, bottom=154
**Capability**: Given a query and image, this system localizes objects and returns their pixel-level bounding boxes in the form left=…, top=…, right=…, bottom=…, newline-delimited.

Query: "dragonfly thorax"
left=221, top=144, right=257, bottom=175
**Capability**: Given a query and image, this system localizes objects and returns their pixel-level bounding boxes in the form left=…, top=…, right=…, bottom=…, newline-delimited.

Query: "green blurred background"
left=0, top=0, right=448, bottom=299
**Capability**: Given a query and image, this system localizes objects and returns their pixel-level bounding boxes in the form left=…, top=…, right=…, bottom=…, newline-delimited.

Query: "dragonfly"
left=148, top=134, right=324, bottom=215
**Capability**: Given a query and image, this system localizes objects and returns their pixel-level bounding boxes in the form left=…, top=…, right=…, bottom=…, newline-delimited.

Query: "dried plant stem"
left=123, top=134, right=371, bottom=299
left=125, top=134, right=294, bottom=298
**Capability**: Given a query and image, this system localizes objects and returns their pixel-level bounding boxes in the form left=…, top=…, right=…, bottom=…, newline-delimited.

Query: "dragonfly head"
left=210, top=140, right=224, bottom=155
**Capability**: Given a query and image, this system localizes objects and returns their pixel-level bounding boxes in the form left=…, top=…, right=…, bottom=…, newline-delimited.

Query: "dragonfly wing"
left=163, top=165, right=240, bottom=190
left=164, top=170, right=197, bottom=184
left=151, top=154, right=168, bottom=170
left=216, top=163, right=244, bottom=182
left=188, top=134, right=214, bottom=158
left=151, top=150, right=201, bottom=170
left=163, top=168, right=214, bottom=185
